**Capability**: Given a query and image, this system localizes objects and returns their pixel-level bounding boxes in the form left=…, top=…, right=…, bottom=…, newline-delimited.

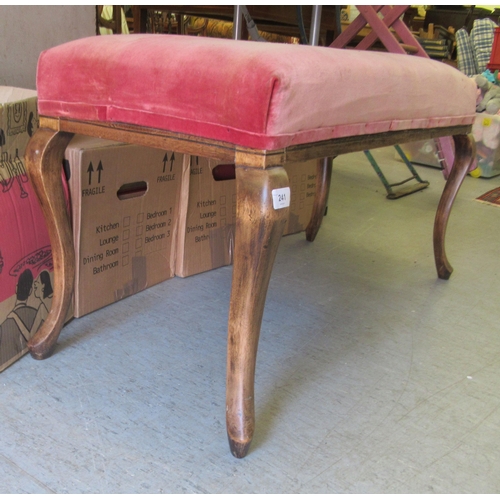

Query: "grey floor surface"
left=2, top=147, right=500, bottom=493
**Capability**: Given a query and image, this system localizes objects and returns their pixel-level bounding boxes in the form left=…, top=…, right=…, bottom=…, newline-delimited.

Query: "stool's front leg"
left=227, top=165, right=290, bottom=458
left=306, top=156, right=334, bottom=242
left=25, top=128, right=75, bottom=359
left=434, top=134, right=475, bottom=279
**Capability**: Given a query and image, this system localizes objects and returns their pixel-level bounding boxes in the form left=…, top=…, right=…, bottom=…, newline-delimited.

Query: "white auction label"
left=272, top=187, right=291, bottom=209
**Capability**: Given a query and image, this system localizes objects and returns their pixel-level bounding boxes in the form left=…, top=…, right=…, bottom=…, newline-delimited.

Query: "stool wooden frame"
left=26, top=116, right=475, bottom=458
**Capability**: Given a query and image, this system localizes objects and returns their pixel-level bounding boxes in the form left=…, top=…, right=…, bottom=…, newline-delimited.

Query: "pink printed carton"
left=0, top=87, right=69, bottom=372
left=0, top=174, right=55, bottom=371
left=0, top=88, right=42, bottom=370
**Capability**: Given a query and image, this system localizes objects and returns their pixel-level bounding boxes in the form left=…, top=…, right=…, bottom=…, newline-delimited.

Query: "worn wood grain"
left=226, top=165, right=290, bottom=458
left=24, top=128, right=75, bottom=359
left=41, top=117, right=471, bottom=168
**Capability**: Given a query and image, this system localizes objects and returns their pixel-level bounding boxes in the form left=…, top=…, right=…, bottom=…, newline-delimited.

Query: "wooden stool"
left=26, top=34, right=476, bottom=458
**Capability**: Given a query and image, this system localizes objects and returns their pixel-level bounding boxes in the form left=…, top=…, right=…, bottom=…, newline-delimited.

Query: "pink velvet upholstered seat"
left=36, top=34, right=477, bottom=151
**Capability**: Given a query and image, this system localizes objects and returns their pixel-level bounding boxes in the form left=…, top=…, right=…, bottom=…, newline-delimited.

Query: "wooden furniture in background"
left=132, top=5, right=341, bottom=44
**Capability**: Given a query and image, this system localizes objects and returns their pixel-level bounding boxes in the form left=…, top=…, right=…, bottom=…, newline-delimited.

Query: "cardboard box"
left=0, top=87, right=47, bottom=372
left=284, top=159, right=318, bottom=236
left=175, top=155, right=236, bottom=278
left=175, top=156, right=318, bottom=278
left=66, top=136, right=182, bottom=317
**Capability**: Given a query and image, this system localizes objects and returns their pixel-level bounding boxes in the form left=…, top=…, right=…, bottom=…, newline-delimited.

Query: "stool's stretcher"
left=25, top=34, right=477, bottom=458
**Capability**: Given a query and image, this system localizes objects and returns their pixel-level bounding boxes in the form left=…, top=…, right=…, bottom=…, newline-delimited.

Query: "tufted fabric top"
left=36, top=34, right=477, bottom=151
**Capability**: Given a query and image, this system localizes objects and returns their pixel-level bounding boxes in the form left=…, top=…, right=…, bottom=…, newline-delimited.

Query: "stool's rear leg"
left=306, top=156, right=334, bottom=242
left=25, top=128, right=75, bottom=359
left=226, top=165, right=289, bottom=458
left=434, top=134, right=475, bottom=279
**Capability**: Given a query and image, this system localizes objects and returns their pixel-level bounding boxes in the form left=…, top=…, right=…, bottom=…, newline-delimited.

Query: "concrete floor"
left=2, top=147, right=500, bottom=493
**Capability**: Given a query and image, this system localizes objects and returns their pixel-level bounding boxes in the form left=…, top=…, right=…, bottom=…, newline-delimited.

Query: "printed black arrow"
left=87, top=161, right=94, bottom=185
left=162, top=152, right=169, bottom=173
left=170, top=152, right=175, bottom=171
left=97, top=161, right=103, bottom=183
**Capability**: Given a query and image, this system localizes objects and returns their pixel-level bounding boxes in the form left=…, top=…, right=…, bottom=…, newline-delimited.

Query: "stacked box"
left=0, top=87, right=49, bottom=371
left=65, top=136, right=182, bottom=317
left=175, top=155, right=236, bottom=278
left=284, top=159, right=318, bottom=236
left=175, top=156, right=318, bottom=278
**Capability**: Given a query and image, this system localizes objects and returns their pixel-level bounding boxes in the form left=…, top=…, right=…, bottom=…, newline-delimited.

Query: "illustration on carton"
left=0, top=87, right=53, bottom=371
left=0, top=262, right=55, bottom=371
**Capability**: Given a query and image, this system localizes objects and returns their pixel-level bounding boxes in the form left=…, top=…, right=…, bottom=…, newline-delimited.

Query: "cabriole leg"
left=226, top=165, right=290, bottom=458
left=25, top=128, right=75, bottom=359
left=434, top=134, right=476, bottom=279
